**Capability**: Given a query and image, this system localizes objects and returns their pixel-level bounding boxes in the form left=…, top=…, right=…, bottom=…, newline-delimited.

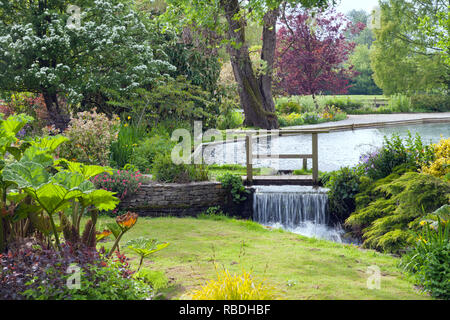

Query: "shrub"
left=358, top=132, right=433, bottom=180
left=387, top=94, right=412, bottom=112
left=278, top=112, right=304, bottom=127
left=217, top=110, right=244, bottom=130
left=324, top=96, right=362, bottom=112
left=187, top=268, right=277, bottom=300
left=421, top=137, right=450, bottom=178
left=325, top=167, right=360, bottom=224
left=302, top=112, right=321, bottom=124
left=59, top=109, right=119, bottom=166
left=0, top=243, right=152, bottom=300
left=93, top=169, right=145, bottom=202
left=129, top=135, right=175, bottom=172
left=346, top=172, right=450, bottom=253
left=218, top=173, right=249, bottom=204
left=410, top=94, right=450, bottom=112
left=152, top=153, right=209, bottom=183
left=1, top=92, right=50, bottom=133
left=401, top=205, right=450, bottom=299
left=276, top=100, right=303, bottom=114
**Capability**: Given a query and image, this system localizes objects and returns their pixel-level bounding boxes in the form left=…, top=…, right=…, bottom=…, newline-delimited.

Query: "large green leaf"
left=126, top=237, right=170, bottom=257
left=21, top=146, right=54, bottom=167
left=31, top=135, right=68, bottom=153
left=54, top=159, right=113, bottom=179
left=2, top=161, right=49, bottom=189
left=33, top=182, right=83, bottom=214
left=1, top=114, right=33, bottom=136
left=79, top=189, right=119, bottom=211
left=51, top=171, right=86, bottom=190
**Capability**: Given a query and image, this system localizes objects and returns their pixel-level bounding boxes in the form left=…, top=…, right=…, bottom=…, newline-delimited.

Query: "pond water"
left=203, top=123, right=450, bottom=172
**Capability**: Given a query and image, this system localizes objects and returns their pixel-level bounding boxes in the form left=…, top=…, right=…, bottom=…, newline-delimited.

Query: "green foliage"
left=324, top=96, right=363, bottom=112
left=166, top=40, right=221, bottom=94
left=218, top=173, right=249, bottom=204
left=110, top=123, right=147, bottom=169
left=387, top=94, right=412, bottom=112
left=23, top=252, right=152, bottom=300
left=0, top=0, right=174, bottom=121
left=58, top=110, right=120, bottom=166
left=418, top=3, right=450, bottom=66
left=0, top=117, right=118, bottom=251
left=217, top=99, right=244, bottom=130
left=133, top=269, right=169, bottom=291
left=278, top=113, right=305, bottom=126
left=93, top=169, right=145, bottom=202
left=410, top=94, right=450, bottom=112
left=347, top=44, right=382, bottom=95
left=276, top=100, right=303, bottom=114
left=358, top=132, right=433, bottom=180
left=152, top=153, right=209, bottom=183
left=0, top=113, right=35, bottom=251
left=129, top=135, right=175, bottom=172
left=197, top=206, right=229, bottom=221
left=401, top=205, right=450, bottom=299
left=325, top=167, right=360, bottom=223
left=371, top=0, right=449, bottom=95
left=346, top=172, right=450, bottom=253
left=126, top=237, right=170, bottom=271
left=111, top=77, right=219, bottom=129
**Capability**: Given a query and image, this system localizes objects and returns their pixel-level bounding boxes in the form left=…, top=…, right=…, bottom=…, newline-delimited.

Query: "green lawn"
left=95, top=215, right=429, bottom=300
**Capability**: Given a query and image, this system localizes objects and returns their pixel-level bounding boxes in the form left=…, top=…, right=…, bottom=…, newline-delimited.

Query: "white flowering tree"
left=0, top=0, right=174, bottom=130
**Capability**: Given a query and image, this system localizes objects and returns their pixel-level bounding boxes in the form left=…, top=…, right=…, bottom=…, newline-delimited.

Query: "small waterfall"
left=253, top=185, right=345, bottom=243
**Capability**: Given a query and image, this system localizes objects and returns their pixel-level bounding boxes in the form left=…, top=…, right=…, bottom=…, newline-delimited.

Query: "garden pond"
left=203, top=123, right=450, bottom=172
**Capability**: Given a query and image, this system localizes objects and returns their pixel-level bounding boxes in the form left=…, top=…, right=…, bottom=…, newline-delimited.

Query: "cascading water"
left=253, top=185, right=346, bottom=243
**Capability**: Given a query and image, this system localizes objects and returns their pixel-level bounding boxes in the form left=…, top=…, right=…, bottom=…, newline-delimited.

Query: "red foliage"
left=275, top=9, right=357, bottom=96
left=0, top=100, right=14, bottom=118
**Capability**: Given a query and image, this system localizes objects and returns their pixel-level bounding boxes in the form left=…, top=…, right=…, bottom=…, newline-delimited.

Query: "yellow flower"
left=127, top=116, right=131, bottom=120
left=420, top=220, right=427, bottom=226
left=124, top=123, right=128, bottom=127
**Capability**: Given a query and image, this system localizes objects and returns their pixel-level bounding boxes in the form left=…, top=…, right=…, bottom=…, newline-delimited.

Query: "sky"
left=335, top=0, right=380, bottom=14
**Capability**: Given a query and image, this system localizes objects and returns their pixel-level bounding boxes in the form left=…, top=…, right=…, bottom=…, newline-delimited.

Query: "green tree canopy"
left=370, top=0, right=449, bottom=95
left=0, top=0, right=174, bottom=129
left=161, top=0, right=332, bottom=129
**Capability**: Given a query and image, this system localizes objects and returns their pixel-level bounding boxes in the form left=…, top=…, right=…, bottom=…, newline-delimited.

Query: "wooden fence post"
left=312, top=133, right=318, bottom=186
left=246, top=134, right=253, bottom=185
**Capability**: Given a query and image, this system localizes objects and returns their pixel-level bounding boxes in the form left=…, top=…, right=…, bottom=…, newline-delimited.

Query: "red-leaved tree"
left=275, top=9, right=357, bottom=106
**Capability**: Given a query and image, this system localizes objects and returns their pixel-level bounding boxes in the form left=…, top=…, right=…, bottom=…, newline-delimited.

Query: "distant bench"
left=360, top=98, right=389, bottom=108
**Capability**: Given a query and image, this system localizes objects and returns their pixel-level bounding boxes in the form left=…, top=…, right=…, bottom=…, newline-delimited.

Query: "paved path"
left=286, top=112, right=450, bottom=130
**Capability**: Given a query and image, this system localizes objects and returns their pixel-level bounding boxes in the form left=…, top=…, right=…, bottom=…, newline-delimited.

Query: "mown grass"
left=94, top=215, right=430, bottom=300
left=207, top=164, right=277, bottom=179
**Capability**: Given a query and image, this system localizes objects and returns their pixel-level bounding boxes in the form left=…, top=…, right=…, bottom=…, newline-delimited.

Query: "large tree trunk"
left=220, top=0, right=279, bottom=129
left=42, top=91, right=70, bottom=132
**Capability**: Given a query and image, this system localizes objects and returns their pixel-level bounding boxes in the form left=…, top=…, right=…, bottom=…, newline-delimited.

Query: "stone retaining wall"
left=119, top=181, right=253, bottom=218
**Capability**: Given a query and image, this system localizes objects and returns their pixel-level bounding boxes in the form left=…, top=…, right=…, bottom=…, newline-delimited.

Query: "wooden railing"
left=240, top=129, right=329, bottom=186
